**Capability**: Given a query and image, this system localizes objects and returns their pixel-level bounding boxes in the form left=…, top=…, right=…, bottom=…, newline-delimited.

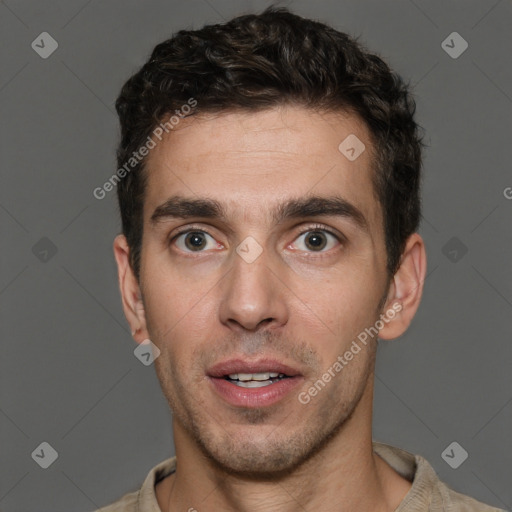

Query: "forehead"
left=142, top=106, right=382, bottom=233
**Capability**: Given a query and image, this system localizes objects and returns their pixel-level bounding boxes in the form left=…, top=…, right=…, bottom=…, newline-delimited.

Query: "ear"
left=113, top=234, right=149, bottom=344
left=378, top=232, right=427, bottom=340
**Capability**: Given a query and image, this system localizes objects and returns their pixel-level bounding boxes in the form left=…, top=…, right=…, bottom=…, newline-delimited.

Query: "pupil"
left=186, top=232, right=206, bottom=251
left=306, top=231, right=326, bottom=250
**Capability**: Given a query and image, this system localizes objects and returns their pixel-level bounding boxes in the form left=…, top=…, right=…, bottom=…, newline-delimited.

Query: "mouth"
left=207, top=358, right=303, bottom=408
left=224, top=372, right=289, bottom=388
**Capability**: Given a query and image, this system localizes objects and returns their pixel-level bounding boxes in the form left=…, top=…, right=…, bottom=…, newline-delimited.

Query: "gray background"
left=1, top=0, right=511, bottom=510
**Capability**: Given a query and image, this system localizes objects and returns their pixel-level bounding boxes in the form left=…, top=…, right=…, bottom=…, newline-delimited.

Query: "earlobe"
left=113, top=234, right=149, bottom=343
left=378, top=233, right=427, bottom=341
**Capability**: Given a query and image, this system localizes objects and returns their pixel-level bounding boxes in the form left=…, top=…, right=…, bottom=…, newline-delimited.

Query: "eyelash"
left=169, top=225, right=215, bottom=245
left=169, top=223, right=344, bottom=253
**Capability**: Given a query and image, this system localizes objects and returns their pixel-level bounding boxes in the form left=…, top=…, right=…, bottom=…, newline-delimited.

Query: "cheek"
left=141, top=261, right=218, bottom=339
left=295, top=268, right=381, bottom=338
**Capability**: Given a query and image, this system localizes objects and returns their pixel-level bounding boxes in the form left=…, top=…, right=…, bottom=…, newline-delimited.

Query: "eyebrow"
left=150, top=194, right=369, bottom=233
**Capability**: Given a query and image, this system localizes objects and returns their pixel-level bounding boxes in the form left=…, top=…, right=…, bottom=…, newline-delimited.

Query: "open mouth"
left=207, top=358, right=302, bottom=407
left=224, top=372, right=289, bottom=388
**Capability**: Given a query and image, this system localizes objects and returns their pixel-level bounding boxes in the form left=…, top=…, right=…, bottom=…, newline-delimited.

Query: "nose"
left=218, top=245, right=289, bottom=332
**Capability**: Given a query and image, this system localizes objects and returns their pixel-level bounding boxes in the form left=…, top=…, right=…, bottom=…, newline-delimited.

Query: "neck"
left=156, top=377, right=411, bottom=512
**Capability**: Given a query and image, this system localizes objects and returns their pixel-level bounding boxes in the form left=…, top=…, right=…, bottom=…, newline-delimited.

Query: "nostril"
left=258, top=318, right=274, bottom=328
left=225, top=317, right=275, bottom=332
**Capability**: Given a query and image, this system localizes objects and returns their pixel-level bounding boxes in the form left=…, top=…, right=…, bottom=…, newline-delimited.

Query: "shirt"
left=95, top=441, right=506, bottom=511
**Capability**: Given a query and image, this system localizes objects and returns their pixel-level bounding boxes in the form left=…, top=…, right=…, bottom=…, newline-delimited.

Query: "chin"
left=205, top=442, right=306, bottom=477
left=193, top=422, right=331, bottom=479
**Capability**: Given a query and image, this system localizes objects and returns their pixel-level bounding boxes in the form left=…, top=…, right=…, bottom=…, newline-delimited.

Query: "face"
left=121, top=106, right=395, bottom=475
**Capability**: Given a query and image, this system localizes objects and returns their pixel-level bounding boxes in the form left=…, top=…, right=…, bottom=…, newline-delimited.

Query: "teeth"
left=240, top=372, right=261, bottom=381
left=234, top=380, right=273, bottom=388
left=227, top=372, right=284, bottom=381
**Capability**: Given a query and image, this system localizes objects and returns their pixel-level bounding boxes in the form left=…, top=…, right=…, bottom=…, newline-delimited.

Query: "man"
left=99, top=7, right=503, bottom=512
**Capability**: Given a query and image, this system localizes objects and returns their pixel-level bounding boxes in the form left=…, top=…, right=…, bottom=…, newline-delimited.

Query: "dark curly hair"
left=115, top=6, right=424, bottom=280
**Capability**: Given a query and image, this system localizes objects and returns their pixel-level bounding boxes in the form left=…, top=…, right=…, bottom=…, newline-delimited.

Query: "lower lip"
left=208, top=376, right=303, bottom=408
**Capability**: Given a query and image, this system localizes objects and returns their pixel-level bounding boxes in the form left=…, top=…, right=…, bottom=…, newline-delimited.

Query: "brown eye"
left=174, top=230, right=218, bottom=252
left=292, top=229, right=339, bottom=253
left=185, top=232, right=207, bottom=251
left=304, top=231, right=328, bottom=251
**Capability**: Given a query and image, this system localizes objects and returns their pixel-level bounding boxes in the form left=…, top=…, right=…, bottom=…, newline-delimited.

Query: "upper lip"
left=207, top=358, right=302, bottom=378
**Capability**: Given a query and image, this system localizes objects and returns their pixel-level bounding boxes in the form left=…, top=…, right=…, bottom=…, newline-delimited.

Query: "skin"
left=113, top=105, right=427, bottom=512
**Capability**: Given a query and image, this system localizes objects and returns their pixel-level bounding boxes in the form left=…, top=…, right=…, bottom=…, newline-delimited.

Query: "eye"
left=173, top=230, right=221, bottom=252
left=291, top=228, right=340, bottom=253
